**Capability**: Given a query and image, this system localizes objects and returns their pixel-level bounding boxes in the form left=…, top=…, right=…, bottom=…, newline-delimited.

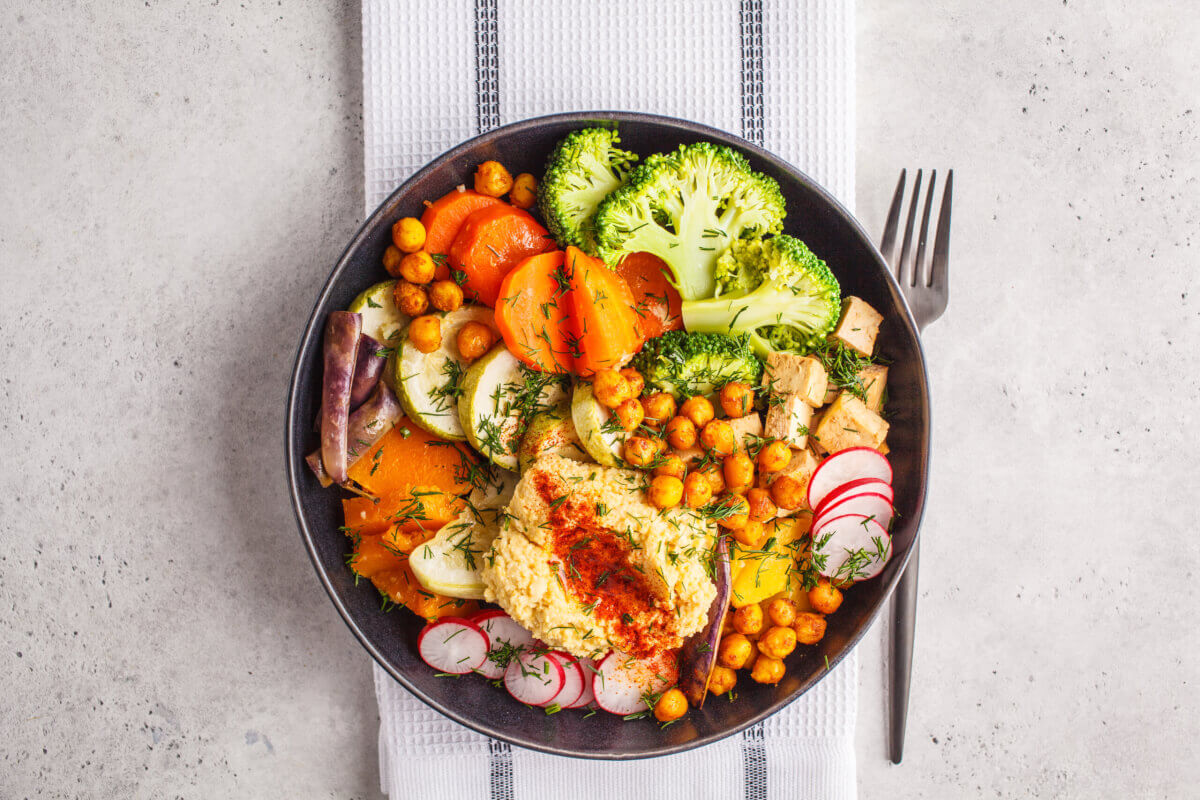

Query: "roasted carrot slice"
left=420, top=189, right=505, bottom=276
left=612, top=252, right=683, bottom=339
left=565, top=246, right=646, bottom=376
left=448, top=205, right=556, bottom=306
left=494, top=250, right=574, bottom=373
left=349, top=533, right=405, bottom=579
left=346, top=420, right=478, bottom=498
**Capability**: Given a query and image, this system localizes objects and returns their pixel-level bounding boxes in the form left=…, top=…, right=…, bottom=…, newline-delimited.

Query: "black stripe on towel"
left=739, top=0, right=765, bottom=146
left=742, top=722, right=768, bottom=800
left=488, top=738, right=514, bottom=800
left=473, top=0, right=501, bottom=133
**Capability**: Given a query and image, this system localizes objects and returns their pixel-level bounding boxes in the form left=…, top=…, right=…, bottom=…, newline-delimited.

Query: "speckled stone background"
left=1, top=1, right=1196, bottom=798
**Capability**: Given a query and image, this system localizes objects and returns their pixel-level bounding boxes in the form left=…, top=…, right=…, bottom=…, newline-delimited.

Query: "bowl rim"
left=285, top=110, right=930, bottom=759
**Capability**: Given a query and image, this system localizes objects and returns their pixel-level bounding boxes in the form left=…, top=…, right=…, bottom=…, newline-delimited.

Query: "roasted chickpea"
left=683, top=471, right=714, bottom=509
left=653, top=454, right=687, bottom=481
left=757, top=440, right=792, bottom=473
left=623, top=436, right=658, bottom=468
left=695, top=461, right=725, bottom=494
left=391, top=217, right=426, bottom=253
left=619, top=368, right=644, bottom=398
left=745, top=488, right=777, bottom=523
left=394, top=280, right=430, bottom=317
left=793, top=612, right=828, bottom=645
left=731, top=519, right=766, bottom=548
left=382, top=244, right=404, bottom=276
left=614, top=398, right=645, bottom=432
left=665, top=416, right=697, bottom=450
left=769, top=474, right=806, bottom=511
left=719, top=381, right=754, bottom=418
left=399, top=251, right=436, bottom=284
left=591, top=369, right=632, bottom=409
left=722, top=453, right=755, bottom=495
left=509, top=173, right=537, bottom=209
left=653, top=687, right=688, bottom=723
left=679, top=395, right=715, bottom=428
left=766, top=598, right=798, bottom=628
left=700, top=419, right=736, bottom=457
left=456, top=321, right=494, bottom=362
left=474, top=160, right=513, bottom=197
left=718, top=633, right=754, bottom=670
left=808, top=580, right=844, bottom=615
left=647, top=475, right=684, bottom=510
left=732, top=603, right=764, bottom=636
left=707, top=665, right=737, bottom=696
left=428, top=279, right=464, bottom=312
left=408, top=315, right=442, bottom=354
left=757, top=626, right=797, bottom=660
left=715, top=494, right=750, bottom=530
left=641, top=392, right=677, bottom=428
left=750, top=655, right=785, bottom=685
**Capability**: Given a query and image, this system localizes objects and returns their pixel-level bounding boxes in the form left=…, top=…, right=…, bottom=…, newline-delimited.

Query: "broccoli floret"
left=631, top=330, right=762, bottom=397
left=539, top=128, right=639, bottom=252
left=592, top=143, right=786, bottom=301
left=681, top=235, right=841, bottom=357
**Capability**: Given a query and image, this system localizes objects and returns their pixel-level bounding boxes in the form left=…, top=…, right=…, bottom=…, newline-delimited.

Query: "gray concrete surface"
left=1, top=1, right=1196, bottom=798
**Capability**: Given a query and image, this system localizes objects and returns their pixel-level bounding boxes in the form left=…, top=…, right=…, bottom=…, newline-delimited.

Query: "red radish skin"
left=504, top=651, right=565, bottom=707
left=807, top=447, right=893, bottom=511
left=416, top=618, right=490, bottom=675
left=469, top=611, right=535, bottom=679
left=593, top=651, right=679, bottom=716
left=812, top=492, right=895, bottom=534
left=547, top=652, right=587, bottom=709
left=814, top=477, right=894, bottom=517
left=564, top=658, right=597, bottom=709
left=811, top=513, right=892, bottom=582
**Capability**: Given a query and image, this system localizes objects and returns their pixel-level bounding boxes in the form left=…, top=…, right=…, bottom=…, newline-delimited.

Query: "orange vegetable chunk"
left=346, top=420, right=477, bottom=498
left=494, top=250, right=574, bottom=373
left=419, top=189, right=505, bottom=275
left=565, top=246, right=646, bottom=376
left=612, top=252, right=683, bottom=339
left=448, top=205, right=556, bottom=306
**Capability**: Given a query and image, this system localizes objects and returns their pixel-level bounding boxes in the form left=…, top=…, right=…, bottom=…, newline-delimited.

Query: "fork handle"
left=888, top=540, right=920, bottom=763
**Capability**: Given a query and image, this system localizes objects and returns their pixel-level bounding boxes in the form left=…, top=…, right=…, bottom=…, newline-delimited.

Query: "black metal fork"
left=879, top=168, right=952, bottom=764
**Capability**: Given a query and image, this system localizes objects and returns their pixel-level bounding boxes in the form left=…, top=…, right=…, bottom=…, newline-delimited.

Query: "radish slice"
left=593, top=651, right=679, bottom=716
left=811, top=513, right=892, bottom=582
left=807, top=447, right=893, bottom=510
left=416, top=618, right=489, bottom=675
left=504, top=650, right=565, bottom=707
left=470, top=610, right=535, bottom=679
left=564, top=658, right=597, bottom=709
left=813, top=492, right=895, bottom=534
left=546, top=652, right=587, bottom=709
left=815, top=477, right=894, bottom=517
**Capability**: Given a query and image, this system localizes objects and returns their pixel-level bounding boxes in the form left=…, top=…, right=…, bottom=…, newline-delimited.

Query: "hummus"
left=481, top=454, right=718, bottom=660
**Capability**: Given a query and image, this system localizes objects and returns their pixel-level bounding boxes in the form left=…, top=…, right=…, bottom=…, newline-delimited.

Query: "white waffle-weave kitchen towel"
left=364, top=1, right=858, bottom=798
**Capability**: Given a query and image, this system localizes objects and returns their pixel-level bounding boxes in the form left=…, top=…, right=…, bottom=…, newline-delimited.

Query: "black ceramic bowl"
left=286, top=111, right=929, bottom=759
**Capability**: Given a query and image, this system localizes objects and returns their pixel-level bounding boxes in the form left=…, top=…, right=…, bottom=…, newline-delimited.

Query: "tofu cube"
left=729, top=413, right=764, bottom=452
left=811, top=391, right=889, bottom=454
left=821, top=364, right=888, bottom=412
left=761, top=352, right=828, bottom=408
left=831, top=296, right=884, bottom=357
left=764, top=394, right=814, bottom=449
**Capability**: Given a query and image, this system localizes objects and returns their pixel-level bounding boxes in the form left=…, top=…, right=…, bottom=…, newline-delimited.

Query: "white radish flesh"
left=814, top=477, right=894, bottom=517
left=547, top=652, right=587, bottom=709
left=593, top=651, right=678, bottom=716
left=813, top=492, right=895, bottom=534
left=807, top=447, right=893, bottom=510
left=470, top=611, right=535, bottom=679
left=811, top=514, right=892, bottom=582
left=504, top=651, right=565, bottom=707
left=416, top=618, right=490, bottom=675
